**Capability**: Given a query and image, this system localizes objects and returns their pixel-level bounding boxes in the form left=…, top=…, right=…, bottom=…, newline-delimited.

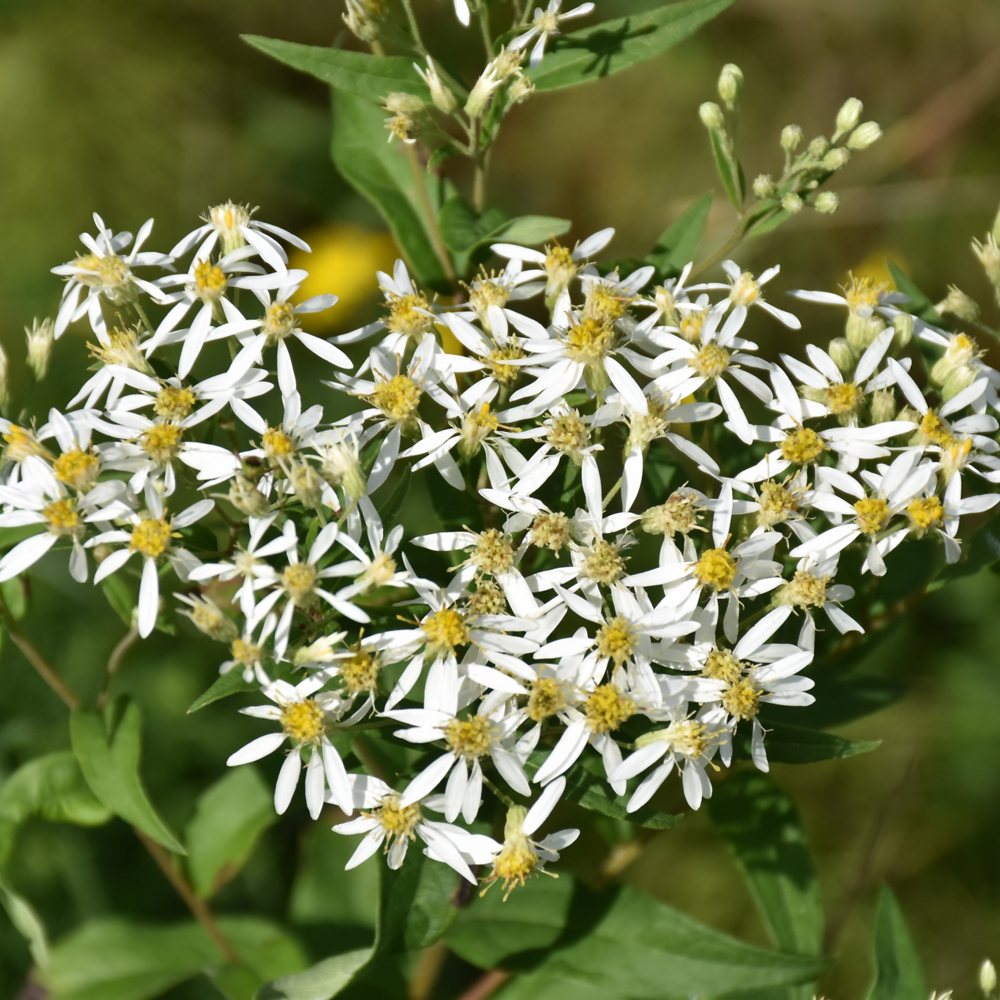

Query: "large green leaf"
left=646, top=192, right=712, bottom=278
left=709, top=772, right=823, bottom=958
left=188, top=669, right=257, bottom=714
left=243, top=36, right=429, bottom=104
left=864, top=887, right=926, bottom=1000
left=735, top=722, right=880, bottom=765
left=495, top=884, right=825, bottom=1000
left=446, top=871, right=573, bottom=969
left=44, top=917, right=304, bottom=1000
left=257, top=950, right=373, bottom=1000
left=493, top=215, right=572, bottom=247
left=185, top=767, right=276, bottom=898
left=761, top=675, right=905, bottom=730
left=331, top=89, right=447, bottom=291
left=0, top=872, right=49, bottom=972
left=70, top=698, right=186, bottom=854
left=528, top=0, right=736, bottom=93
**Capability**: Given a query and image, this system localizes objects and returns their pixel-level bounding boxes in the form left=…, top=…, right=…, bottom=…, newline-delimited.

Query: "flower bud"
left=718, top=63, right=743, bottom=108
left=846, top=312, right=885, bottom=352
left=973, top=235, right=1000, bottom=286
left=179, top=595, right=239, bottom=643
left=415, top=57, right=457, bottom=114
left=935, top=285, right=979, bottom=323
left=344, top=0, right=385, bottom=42
left=509, top=73, right=534, bottom=104
left=753, top=174, right=777, bottom=199
left=781, top=124, right=803, bottom=152
left=892, top=312, right=914, bottom=349
left=822, top=147, right=851, bottom=171
left=781, top=192, right=803, bottom=214
left=828, top=337, right=856, bottom=374
left=814, top=191, right=839, bottom=214
left=941, top=366, right=977, bottom=402
left=699, top=101, right=725, bottom=130
left=930, top=333, right=981, bottom=395
left=847, top=121, right=882, bottom=149
left=834, top=97, right=862, bottom=138
left=384, top=92, right=424, bottom=115
left=321, top=441, right=368, bottom=501
left=290, top=461, right=323, bottom=508
left=980, top=959, right=997, bottom=997
left=807, top=136, right=829, bottom=158
left=25, top=317, right=55, bottom=382
left=465, top=65, right=502, bottom=118
left=870, top=388, right=896, bottom=424
left=228, top=475, right=271, bottom=518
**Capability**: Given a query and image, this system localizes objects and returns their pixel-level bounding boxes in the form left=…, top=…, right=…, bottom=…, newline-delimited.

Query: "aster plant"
left=1, top=1, right=998, bottom=998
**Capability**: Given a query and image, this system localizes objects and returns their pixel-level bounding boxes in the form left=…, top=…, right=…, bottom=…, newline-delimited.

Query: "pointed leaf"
left=864, top=887, right=926, bottom=1000
left=887, top=260, right=942, bottom=325
left=492, top=215, right=571, bottom=247
left=70, top=698, right=186, bottom=854
left=647, top=192, right=712, bottom=278
left=734, top=722, right=880, bottom=765
left=188, top=669, right=256, bottom=714
left=527, top=0, right=737, bottom=93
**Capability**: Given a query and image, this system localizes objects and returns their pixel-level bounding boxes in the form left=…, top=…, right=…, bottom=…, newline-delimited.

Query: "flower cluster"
left=4, top=200, right=999, bottom=895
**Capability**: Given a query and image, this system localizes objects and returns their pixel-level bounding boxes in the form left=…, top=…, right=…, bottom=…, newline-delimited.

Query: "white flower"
left=226, top=676, right=354, bottom=818
left=712, top=260, right=801, bottom=330
left=330, top=773, right=479, bottom=884
left=510, top=0, right=596, bottom=68
left=771, top=553, right=862, bottom=649
left=89, top=490, right=214, bottom=637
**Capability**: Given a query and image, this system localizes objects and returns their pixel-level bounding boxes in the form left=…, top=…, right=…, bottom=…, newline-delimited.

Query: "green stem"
left=482, top=774, right=517, bottom=809
left=688, top=219, right=746, bottom=280
left=133, top=300, right=156, bottom=337
left=401, top=143, right=459, bottom=291
left=476, top=0, right=494, bottom=59
left=399, top=0, right=428, bottom=55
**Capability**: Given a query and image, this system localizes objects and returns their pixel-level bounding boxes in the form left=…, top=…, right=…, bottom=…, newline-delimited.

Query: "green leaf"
left=761, top=674, right=905, bottom=730
left=101, top=574, right=136, bottom=627
left=496, top=884, right=825, bottom=1000
left=710, top=128, right=742, bottom=211
left=185, top=767, right=276, bottom=898
left=331, top=89, right=448, bottom=292
left=0, top=524, right=44, bottom=553
left=646, top=192, right=712, bottom=278
left=865, top=887, right=926, bottom=1000
left=446, top=871, right=573, bottom=969
left=528, top=0, right=736, bottom=93
left=70, top=698, right=186, bottom=854
left=0, top=575, right=29, bottom=620
left=243, top=36, right=429, bottom=104
left=932, top=509, right=1000, bottom=584
left=887, top=260, right=942, bottom=325
left=0, top=751, right=112, bottom=840
left=493, top=215, right=571, bottom=247
left=256, top=950, right=373, bottom=1000
left=188, top=669, right=256, bottom=714
left=734, top=722, right=880, bottom=765
left=403, top=850, right=462, bottom=950
left=0, top=872, right=50, bottom=971
left=747, top=207, right=791, bottom=239
left=709, top=771, right=823, bottom=957
left=439, top=196, right=483, bottom=253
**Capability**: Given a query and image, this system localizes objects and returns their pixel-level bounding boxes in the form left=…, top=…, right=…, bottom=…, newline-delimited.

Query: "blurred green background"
left=1, top=0, right=1000, bottom=997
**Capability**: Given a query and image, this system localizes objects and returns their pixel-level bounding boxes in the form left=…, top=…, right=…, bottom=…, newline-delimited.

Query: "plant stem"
left=687, top=219, right=746, bottom=280
left=133, top=827, right=241, bottom=964
left=97, top=626, right=140, bottom=710
left=408, top=940, right=449, bottom=1000
left=457, top=969, right=511, bottom=1000
left=476, top=1, right=494, bottom=60
left=0, top=603, right=81, bottom=710
left=399, top=0, right=428, bottom=55
left=481, top=774, right=516, bottom=809
left=402, top=143, right=459, bottom=291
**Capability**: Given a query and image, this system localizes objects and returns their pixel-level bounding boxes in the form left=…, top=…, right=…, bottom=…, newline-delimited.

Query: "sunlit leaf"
left=734, top=722, right=880, bottom=765
left=188, top=669, right=256, bottom=714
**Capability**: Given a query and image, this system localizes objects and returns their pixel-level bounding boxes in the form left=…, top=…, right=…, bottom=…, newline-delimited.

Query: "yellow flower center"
left=130, top=517, right=174, bottom=558
left=368, top=374, right=422, bottom=428
left=529, top=512, right=570, bottom=553
left=263, top=301, right=297, bottom=343
left=445, top=714, right=497, bottom=760
left=702, top=648, right=743, bottom=683
left=154, top=386, right=197, bottom=421
left=729, top=271, right=761, bottom=306
left=43, top=498, right=81, bottom=535
left=340, top=646, right=382, bottom=695
left=843, top=273, right=886, bottom=315
left=369, top=793, right=422, bottom=845
left=88, top=327, right=153, bottom=374
left=854, top=496, right=891, bottom=535
left=780, top=427, right=826, bottom=465
left=52, top=449, right=99, bottom=491
left=140, top=423, right=183, bottom=464
left=544, top=245, right=577, bottom=289
left=694, top=547, right=737, bottom=591
left=280, top=698, right=326, bottom=745
left=546, top=410, right=590, bottom=460
left=585, top=283, right=629, bottom=325
left=262, top=426, right=295, bottom=463
left=469, top=529, right=514, bottom=576
left=584, top=684, right=636, bottom=734
left=595, top=616, right=638, bottom=667
left=231, top=637, right=262, bottom=668
left=580, top=539, right=626, bottom=585
left=487, top=343, right=524, bottom=386
left=282, top=562, right=318, bottom=605
left=422, top=608, right=470, bottom=657
left=385, top=291, right=435, bottom=340
left=194, top=259, right=227, bottom=302
left=637, top=720, right=711, bottom=758
left=3, top=425, right=49, bottom=463
left=825, top=382, right=863, bottom=415
left=563, top=317, right=615, bottom=366
left=757, top=479, right=801, bottom=527
left=689, top=343, right=730, bottom=378
left=467, top=272, right=512, bottom=327
left=359, top=552, right=398, bottom=591
left=919, top=411, right=955, bottom=449
left=75, top=252, right=130, bottom=289
left=459, top=402, right=500, bottom=460
left=466, top=581, right=507, bottom=616
left=679, top=308, right=708, bottom=343
left=906, top=496, right=944, bottom=534
left=779, top=570, right=829, bottom=609
left=722, top=676, right=761, bottom=720
left=526, top=677, right=567, bottom=723
left=642, top=492, right=704, bottom=537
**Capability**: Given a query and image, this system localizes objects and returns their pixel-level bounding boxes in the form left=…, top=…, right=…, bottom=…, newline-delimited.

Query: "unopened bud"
left=699, top=102, right=725, bottom=130
left=753, top=174, right=777, bottom=199
left=228, top=475, right=271, bottom=517
left=935, top=285, right=979, bottom=323
left=847, top=121, right=881, bottom=149
left=25, top=318, right=55, bottom=382
left=344, top=0, right=384, bottom=42
left=814, top=191, right=840, bottom=214
left=807, top=136, right=829, bottom=158
left=822, top=147, right=851, bottom=171
left=509, top=73, right=534, bottom=104
left=931, top=333, right=981, bottom=393
left=941, top=366, right=977, bottom=402
left=980, top=959, right=997, bottom=996
left=834, top=98, right=863, bottom=138
left=973, top=235, right=1000, bottom=286
left=415, top=58, right=457, bottom=114
left=320, top=441, right=368, bottom=501
left=290, top=461, right=323, bottom=508
left=892, top=312, right=914, bottom=349
left=870, top=388, right=896, bottom=424
left=781, top=192, right=803, bottom=214
left=465, top=66, right=502, bottom=118
left=179, top=595, right=239, bottom=643
left=718, top=64, right=743, bottom=108
left=846, top=312, right=886, bottom=352
left=828, top=337, right=856, bottom=374
left=781, top=124, right=803, bottom=152
left=384, top=92, right=424, bottom=115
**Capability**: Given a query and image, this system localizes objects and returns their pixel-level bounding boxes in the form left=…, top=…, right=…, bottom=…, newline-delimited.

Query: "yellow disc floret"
left=595, top=617, right=638, bottom=667
left=339, top=644, right=382, bottom=695
left=384, top=290, right=435, bottom=341
left=689, top=343, right=730, bottom=378
left=585, top=683, right=636, bottom=734
left=694, top=547, right=737, bottom=591
left=53, top=449, right=100, bottom=492
left=280, top=698, right=326, bottom=745
left=368, top=374, right=422, bottom=432
left=562, top=317, right=615, bottom=366
left=262, top=425, right=296, bottom=464
left=262, top=301, right=297, bottom=344
left=853, top=496, right=891, bottom=535
left=154, top=386, right=197, bottom=421
left=722, top=676, right=761, bottom=721
left=468, top=529, right=514, bottom=576
left=422, top=608, right=471, bottom=658
left=193, top=259, right=227, bottom=302
left=729, top=271, right=762, bottom=306
left=780, top=427, right=826, bottom=465
left=702, top=648, right=743, bottom=684
left=368, top=793, right=422, bottom=848
left=130, top=517, right=174, bottom=559
left=43, top=498, right=81, bottom=536
left=580, top=539, right=626, bottom=585
left=777, top=570, right=829, bottom=609
left=445, top=714, right=497, bottom=760
left=140, top=423, right=183, bottom=465
left=906, top=496, right=944, bottom=535
left=824, top=382, right=863, bottom=416
left=526, top=677, right=567, bottom=723
left=282, top=563, right=318, bottom=606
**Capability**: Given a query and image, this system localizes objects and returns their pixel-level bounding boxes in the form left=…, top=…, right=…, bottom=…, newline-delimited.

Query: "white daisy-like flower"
left=89, top=489, right=215, bottom=638
left=217, top=613, right=279, bottom=684
left=711, top=260, right=802, bottom=330
left=770, top=553, right=862, bottom=649
left=51, top=215, right=172, bottom=338
left=225, top=676, right=354, bottom=818
left=330, top=773, right=479, bottom=884
left=510, top=0, right=596, bottom=68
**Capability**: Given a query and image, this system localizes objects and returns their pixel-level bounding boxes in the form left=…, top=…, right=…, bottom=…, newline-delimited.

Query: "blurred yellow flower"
left=846, top=247, right=909, bottom=290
